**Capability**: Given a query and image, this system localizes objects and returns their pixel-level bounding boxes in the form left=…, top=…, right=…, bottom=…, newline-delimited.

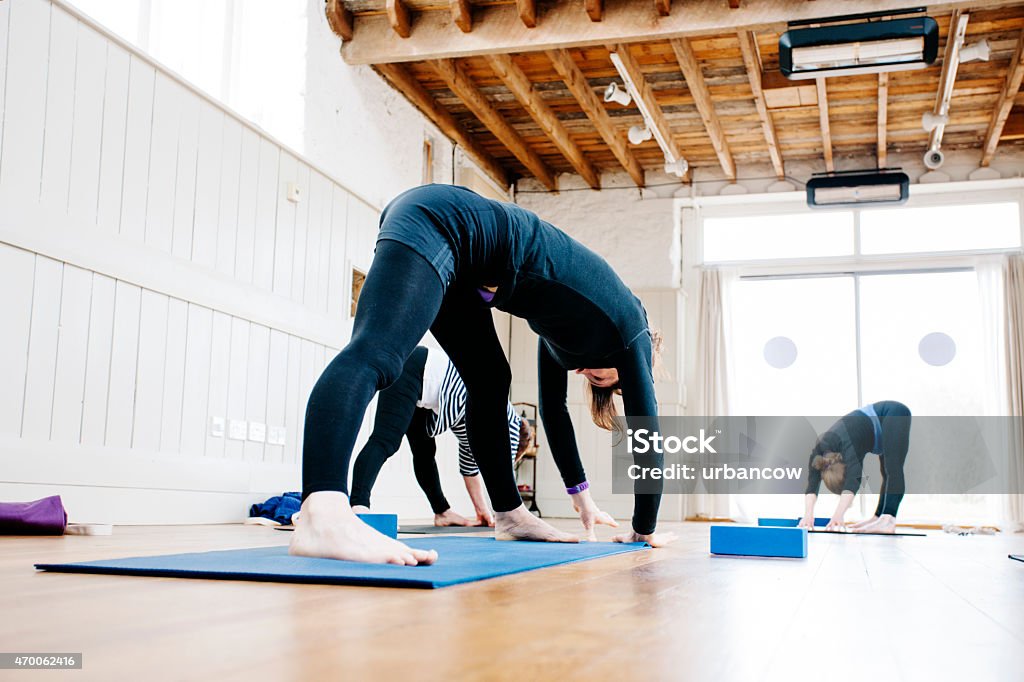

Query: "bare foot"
left=434, top=509, right=473, bottom=527
left=849, top=515, right=878, bottom=530
left=612, top=530, right=677, bottom=547
left=289, top=492, right=437, bottom=565
left=351, top=505, right=370, bottom=515
left=853, top=514, right=896, bottom=534
left=495, top=505, right=579, bottom=543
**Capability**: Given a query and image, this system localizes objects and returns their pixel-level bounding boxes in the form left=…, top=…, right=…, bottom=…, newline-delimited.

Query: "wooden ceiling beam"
left=516, top=0, right=537, bottom=28
left=451, top=0, right=472, bottom=33
left=546, top=49, right=645, bottom=187
left=375, top=63, right=508, bottom=189
left=485, top=54, right=600, bottom=189
left=816, top=77, right=834, bottom=172
left=340, top=0, right=1019, bottom=65
left=670, top=38, right=735, bottom=179
left=386, top=0, right=411, bottom=38
left=655, top=0, right=671, bottom=17
left=428, top=58, right=556, bottom=189
left=585, top=0, right=603, bottom=22
left=981, top=30, right=1024, bottom=166
left=736, top=31, right=784, bottom=179
left=325, top=0, right=354, bottom=41
left=877, top=72, right=889, bottom=167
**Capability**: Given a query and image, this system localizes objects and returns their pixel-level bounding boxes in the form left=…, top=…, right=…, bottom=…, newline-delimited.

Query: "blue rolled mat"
left=757, top=517, right=828, bottom=527
left=35, top=537, right=647, bottom=589
left=710, top=525, right=807, bottom=558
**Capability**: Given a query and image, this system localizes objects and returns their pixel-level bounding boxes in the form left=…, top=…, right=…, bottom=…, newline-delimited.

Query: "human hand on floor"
left=825, top=516, right=848, bottom=532
left=612, top=530, right=677, bottom=547
left=434, top=510, right=473, bottom=527
left=570, top=488, right=619, bottom=541
left=797, top=516, right=816, bottom=530
left=474, top=508, right=495, bottom=527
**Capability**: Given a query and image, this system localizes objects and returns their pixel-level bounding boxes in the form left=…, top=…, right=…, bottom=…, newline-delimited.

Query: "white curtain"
left=1003, top=255, right=1024, bottom=528
left=684, top=268, right=735, bottom=519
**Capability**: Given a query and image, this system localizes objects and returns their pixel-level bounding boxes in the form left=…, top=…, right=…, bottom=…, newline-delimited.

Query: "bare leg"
left=289, top=492, right=438, bottom=565
left=495, top=504, right=579, bottom=542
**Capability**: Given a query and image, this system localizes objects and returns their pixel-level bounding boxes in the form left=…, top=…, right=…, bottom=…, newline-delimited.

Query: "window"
left=701, top=196, right=1022, bottom=264
left=859, top=202, right=1021, bottom=255
left=703, top=211, right=854, bottom=262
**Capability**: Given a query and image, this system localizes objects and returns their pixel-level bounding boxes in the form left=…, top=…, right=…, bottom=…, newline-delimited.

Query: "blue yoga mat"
left=35, top=537, right=647, bottom=589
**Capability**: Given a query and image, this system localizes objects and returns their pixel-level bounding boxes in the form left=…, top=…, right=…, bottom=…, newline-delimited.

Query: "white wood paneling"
left=96, top=43, right=130, bottom=234
left=159, top=297, right=188, bottom=452
left=80, top=273, right=116, bottom=446
left=179, top=304, right=213, bottom=457
left=0, top=245, right=36, bottom=436
left=253, top=138, right=280, bottom=291
left=66, top=25, right=107, bottom=224
left=132, top=289, right=169, bottom=451
left=39, top=8, right=77, bottom=208
left=224, top=316, right=250, bottom=459
left=214, top=117, right=243, bottom=278
left=283, top=335, right=302, bottom=465
left=119, top=55, right=155, bottom=243
left=232, top=127, right=259, bottom=283
left=171, top=96, right=201, bottom=261
left=50, top=264, right=92, bottom=442
left=190, top=103, right=224, bottom=269
left=21, top=257, right=63, bottom=440
left=303, top=171, right=328, bottom=312
left=264, top=329, right=289, bottom=464
left=0, top=2, right=10, bottom=164
left=328, top=186, right=350, bottom=317
left=1, top=0, right=50, bottom=203
left=243, top=323, right=270, bottom=462
left=105, top=280, right=142, bottom=448
left=145, top=74, right=184, bottom=253
left=272, top=153, right=298, bottom=298
left=290, top=163, right=312, bottom=304
left=205, top=310, right=232, bottom=458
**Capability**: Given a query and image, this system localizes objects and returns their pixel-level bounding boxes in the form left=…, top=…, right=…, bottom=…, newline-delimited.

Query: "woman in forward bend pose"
left=291, top=184, right=670, bottom=565
left=348, top=344, right=532, bottom=527
left=799, top=400, right=912, bottom=533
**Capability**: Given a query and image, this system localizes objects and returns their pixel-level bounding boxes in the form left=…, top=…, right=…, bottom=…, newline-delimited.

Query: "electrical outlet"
left=286, top=182, right=301, bottom=203
left=209, top=416, right=226, bottom=438
left=248, top=422, right=267, bottom=443
left=267, top=426, right=287, bottom=446
left=228, top=420, right=248, bottom=441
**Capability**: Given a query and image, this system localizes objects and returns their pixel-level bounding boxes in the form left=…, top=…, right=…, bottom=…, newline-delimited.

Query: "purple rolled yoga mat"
left=0, top=496, right=67, bottom=535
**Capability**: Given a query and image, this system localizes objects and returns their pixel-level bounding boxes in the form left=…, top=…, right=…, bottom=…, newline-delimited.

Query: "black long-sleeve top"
left=805, top=410, right=875, bottom=495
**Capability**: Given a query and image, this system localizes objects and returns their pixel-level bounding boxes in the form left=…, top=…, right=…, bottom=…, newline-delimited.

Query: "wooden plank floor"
left=3, top=521, right=1023, bottom=681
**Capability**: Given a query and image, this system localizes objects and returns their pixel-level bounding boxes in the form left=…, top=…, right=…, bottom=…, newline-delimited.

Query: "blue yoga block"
left=757, top=517, right=828, bottom=527
left=357, top=513, right=398, bottom=538
left=711, top=525, right=808, bottom=558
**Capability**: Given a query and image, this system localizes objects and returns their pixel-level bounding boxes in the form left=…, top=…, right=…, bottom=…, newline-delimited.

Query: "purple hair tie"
left=565, top=481, right=589, bottom=495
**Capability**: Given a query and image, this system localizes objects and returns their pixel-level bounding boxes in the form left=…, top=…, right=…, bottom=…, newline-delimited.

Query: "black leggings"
left=874, top=400, right=912, bottom=517
left=348, top=347, right=452, bottom=514
left=302, top=240, right=523, bottom=513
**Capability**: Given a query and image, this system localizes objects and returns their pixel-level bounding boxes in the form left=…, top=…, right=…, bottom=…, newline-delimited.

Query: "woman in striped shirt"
left=349, top=346, right=530, bottom=527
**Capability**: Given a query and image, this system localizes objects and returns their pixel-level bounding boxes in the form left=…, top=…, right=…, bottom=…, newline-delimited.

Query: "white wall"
left=0, top=0, right=490, bottom=523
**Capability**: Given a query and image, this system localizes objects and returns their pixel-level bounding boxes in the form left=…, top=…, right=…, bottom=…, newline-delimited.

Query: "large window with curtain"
left=698, top=189, right=1024, bottom=525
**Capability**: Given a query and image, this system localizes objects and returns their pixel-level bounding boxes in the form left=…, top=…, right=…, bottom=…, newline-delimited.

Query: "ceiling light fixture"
left=959, top=39, right=990, bottom=63
left=780, top=10, right=939, bottom=80
left=627, top=125, right=653, bottom=145
left=609, top=51, right=689, bottom=178
left=603, top=82, right=632, bottom=106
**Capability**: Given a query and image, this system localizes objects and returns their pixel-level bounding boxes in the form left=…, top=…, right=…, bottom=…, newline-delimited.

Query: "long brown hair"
left=587, top=330, right=664, bottom=434
left=811, top=452, right=846, bottom=495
